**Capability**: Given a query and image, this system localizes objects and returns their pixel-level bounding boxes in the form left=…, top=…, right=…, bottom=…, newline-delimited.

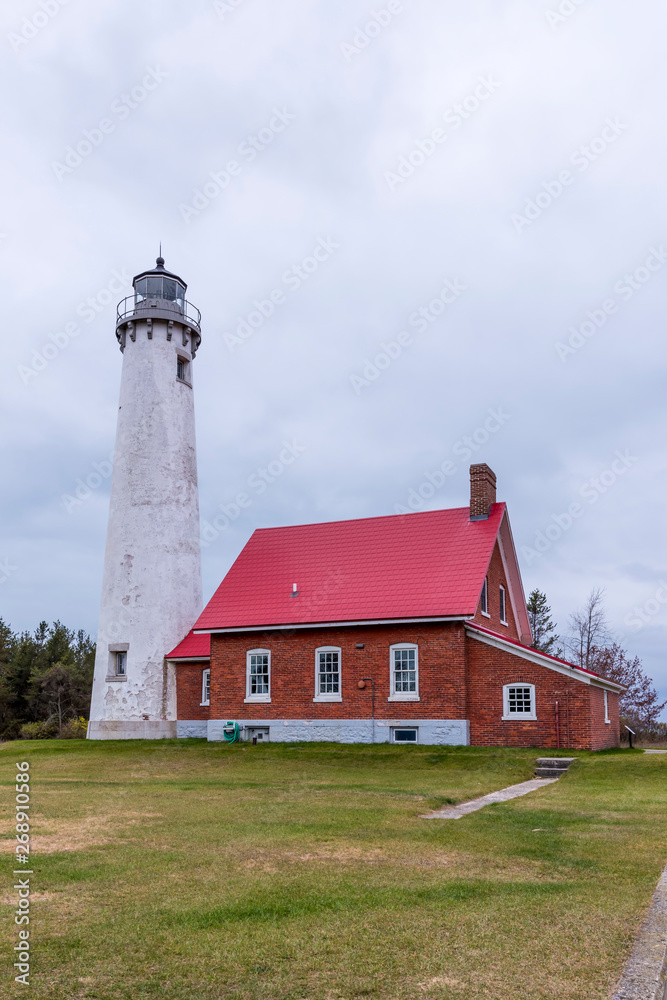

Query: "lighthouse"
left=88, top=257, right=203, bottom=739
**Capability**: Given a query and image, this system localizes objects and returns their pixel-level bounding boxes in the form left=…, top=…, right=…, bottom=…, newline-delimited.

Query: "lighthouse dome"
left=133, top=256, right=187, bottom=307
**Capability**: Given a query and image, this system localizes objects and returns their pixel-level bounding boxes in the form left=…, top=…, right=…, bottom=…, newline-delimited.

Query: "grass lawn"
left=1, top=740, right=666, bottom=1000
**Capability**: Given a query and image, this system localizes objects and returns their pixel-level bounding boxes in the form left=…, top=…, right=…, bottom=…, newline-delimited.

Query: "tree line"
left=0, top=620, right=94, bottom=739
left=527, top=588, right=666, bottom=741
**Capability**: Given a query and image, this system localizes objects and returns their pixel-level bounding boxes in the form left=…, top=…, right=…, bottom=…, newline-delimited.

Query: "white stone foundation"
left=177, top=721, right=208, bottom=739
left=205, top=719, right=470, bottom=745
left=88, top=720, right=178, bottom=740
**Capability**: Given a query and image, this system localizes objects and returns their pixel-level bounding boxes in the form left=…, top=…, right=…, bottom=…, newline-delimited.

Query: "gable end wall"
left=466, top=636, right=619, bottom=749
left=472, top=541, right=520, bottom=639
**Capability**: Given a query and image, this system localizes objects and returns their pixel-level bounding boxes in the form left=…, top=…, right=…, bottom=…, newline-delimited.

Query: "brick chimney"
left=470, top=464, right=497, bottom=520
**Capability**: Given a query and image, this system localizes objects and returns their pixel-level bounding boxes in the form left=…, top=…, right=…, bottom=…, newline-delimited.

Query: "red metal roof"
left=194, top=504, right=506, bottom=632
left=166, top=630, right=211, bottom=659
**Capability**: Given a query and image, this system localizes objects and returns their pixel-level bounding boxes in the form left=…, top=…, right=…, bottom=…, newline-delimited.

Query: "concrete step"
left=535, top=757, right=576, bottom=779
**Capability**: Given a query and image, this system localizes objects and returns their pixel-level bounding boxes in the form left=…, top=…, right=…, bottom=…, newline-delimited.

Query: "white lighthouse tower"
left=88, top=257, right=203, bottom=739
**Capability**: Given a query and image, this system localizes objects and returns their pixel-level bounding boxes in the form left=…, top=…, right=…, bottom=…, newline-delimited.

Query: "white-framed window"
left=314, top=647, right=342, bottom=702
left=391, top=727, right=418, bottom=744
left=502, top=683, right=536, bottom=721
left=177, top=357, right=190, bottom=382
left=480, top=577, right=490, bottom=617
left=604, top=689, right=610, bottom=724
left=115, top=651, right=127, bottom=676
left=201, top=668, right=210, bottom=706
left=245, top=649, right=271, bottom=702
left=499, top=585, right=507, bottom=625
left=389, top=644, right=419, bottom=701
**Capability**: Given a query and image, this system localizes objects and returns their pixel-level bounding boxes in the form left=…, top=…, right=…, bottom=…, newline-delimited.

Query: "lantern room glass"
left=134, top=276, right=186, bottom=309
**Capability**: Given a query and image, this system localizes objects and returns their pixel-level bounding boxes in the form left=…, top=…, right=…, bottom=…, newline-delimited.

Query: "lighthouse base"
left=87, top=720, right=178, bottom=741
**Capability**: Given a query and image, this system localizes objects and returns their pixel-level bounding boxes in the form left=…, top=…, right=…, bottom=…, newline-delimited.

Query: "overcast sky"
left=2, top=0, right=666, bottom=717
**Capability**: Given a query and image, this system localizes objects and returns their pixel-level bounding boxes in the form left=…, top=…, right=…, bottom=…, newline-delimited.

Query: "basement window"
left=480, top=577, right=490, bottom=617
left=503, top=684, right=536, bottom=721
left=201, top=669, right=210, bottom=706
left=392, top=728, right=418, bottom=744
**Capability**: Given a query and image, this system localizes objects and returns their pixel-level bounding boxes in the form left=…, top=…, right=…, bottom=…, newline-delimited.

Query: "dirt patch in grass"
left=231, top=843, right=569, bottom=884
left=0, top=810, right=164, bottom=853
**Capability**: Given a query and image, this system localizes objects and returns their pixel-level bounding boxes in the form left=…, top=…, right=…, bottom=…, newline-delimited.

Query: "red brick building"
left=168, top=465, right=622, bottom=749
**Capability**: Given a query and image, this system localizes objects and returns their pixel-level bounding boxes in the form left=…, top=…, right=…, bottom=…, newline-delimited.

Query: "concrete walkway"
left=421, top=777, right=558, bottom=820
left=644, top=750, right=667, bottom=755
left=611, top=864, right=667, bottom=1000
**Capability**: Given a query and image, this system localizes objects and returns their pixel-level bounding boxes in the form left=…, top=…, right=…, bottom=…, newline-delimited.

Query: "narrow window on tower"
left=177, top=357, right=188, bottom=382
left=115, top=651, right=127, bottom=676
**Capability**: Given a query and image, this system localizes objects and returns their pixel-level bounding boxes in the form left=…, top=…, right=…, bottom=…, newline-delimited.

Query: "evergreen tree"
left=0, top=619, right=16, bottom=732
left=526, top=589, right=559, bottom=655
left=0, top=621, right=95, bottom=738
left=1, top=632, right=37, bottom=735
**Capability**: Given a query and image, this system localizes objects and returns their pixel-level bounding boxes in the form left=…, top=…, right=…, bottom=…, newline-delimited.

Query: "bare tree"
left=565, top=588, right=610, bottom=670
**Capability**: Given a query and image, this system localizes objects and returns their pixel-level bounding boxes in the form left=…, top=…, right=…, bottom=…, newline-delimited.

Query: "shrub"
left=19, top=720, right=58, bottom=740
left=60, top=717, right=88, bottom=739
